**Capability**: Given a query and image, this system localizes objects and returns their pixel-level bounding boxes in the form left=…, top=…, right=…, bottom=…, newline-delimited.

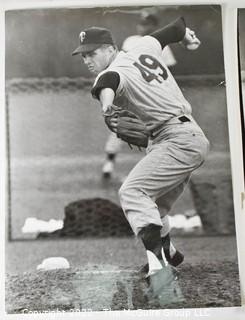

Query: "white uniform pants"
left=118, top=119, right=210, bottom=236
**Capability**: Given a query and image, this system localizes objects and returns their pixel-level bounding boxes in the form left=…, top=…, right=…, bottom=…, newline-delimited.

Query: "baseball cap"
left=72, top=27, right=115, bottom=55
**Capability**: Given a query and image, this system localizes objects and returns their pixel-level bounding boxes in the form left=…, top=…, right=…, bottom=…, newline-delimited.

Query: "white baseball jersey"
left=122, top=34, right=177, bottom=67
left=92, top=35, right=192, bottom=131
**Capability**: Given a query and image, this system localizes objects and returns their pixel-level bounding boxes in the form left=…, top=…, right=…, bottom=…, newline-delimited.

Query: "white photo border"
left=1, top=0, right=245, bottom=319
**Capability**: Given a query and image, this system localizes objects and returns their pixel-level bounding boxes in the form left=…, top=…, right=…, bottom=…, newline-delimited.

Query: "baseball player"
left=72, top=17, right=209, bottom=277
left=102, top=10, right=177, bottom=178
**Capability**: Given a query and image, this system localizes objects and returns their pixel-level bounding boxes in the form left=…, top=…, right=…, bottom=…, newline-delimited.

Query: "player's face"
left=82, top=47, right=112, bottom=74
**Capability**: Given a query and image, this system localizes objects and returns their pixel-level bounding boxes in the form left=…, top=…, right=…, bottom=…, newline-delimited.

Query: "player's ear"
left=108, top=45, right=117, bottom=53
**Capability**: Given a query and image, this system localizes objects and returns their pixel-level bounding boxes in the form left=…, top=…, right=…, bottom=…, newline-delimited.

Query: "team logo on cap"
left=79, top=31, right=86, bottom=43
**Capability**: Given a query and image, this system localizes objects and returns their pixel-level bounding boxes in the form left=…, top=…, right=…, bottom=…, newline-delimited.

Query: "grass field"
left=7, top=84, right=233, bottom=239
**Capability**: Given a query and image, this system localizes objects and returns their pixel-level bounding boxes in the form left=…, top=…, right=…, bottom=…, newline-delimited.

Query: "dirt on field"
left=6, top=261, right=240, bottom=314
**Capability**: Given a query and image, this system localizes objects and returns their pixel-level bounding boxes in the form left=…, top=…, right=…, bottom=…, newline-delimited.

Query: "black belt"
left=150, top=115, right=191, bottom=138
left=178, top=115, right=191, bottom=122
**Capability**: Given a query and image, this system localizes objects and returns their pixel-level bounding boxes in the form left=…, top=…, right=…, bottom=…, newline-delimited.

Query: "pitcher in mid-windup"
left=72, top=17, right=209, bottom=278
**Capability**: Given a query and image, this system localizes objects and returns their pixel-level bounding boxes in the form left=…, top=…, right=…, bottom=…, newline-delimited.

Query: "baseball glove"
left=103, top=105, right=151, bottom=149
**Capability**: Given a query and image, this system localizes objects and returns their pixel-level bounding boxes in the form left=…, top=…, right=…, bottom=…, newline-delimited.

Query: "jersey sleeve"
left=91, top=71, right=120, bottom=100
left=150, top=17, right=186, bottom=49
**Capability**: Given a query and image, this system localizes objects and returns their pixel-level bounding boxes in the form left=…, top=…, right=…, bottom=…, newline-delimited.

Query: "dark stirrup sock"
left=139, top=224, right=163, bottom=258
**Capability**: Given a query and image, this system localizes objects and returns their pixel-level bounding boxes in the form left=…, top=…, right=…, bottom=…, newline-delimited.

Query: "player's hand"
left=108, top=117, right=118, bottom=133
left=181, top=27, right=201, bottom=50
left=102, top=104, right=122, bottom=114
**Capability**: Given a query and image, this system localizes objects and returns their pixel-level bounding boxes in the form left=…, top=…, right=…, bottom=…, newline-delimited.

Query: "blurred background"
left=6, top=5, right=225, bottom=78
left=5, top=5, right=235, bottom=242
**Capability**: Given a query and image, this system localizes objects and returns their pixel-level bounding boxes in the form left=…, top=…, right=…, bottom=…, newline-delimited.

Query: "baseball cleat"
left=140, top=235, right=184, bottom=274
left=165, top=249, right=184, bottom=267
left=140, top=250, right=184, bottom=275
left=162, top=234, right=184, bottom=267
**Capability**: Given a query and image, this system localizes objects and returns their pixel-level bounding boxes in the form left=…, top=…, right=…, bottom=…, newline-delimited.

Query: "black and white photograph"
left=3, top=1, right=244, bottom=318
